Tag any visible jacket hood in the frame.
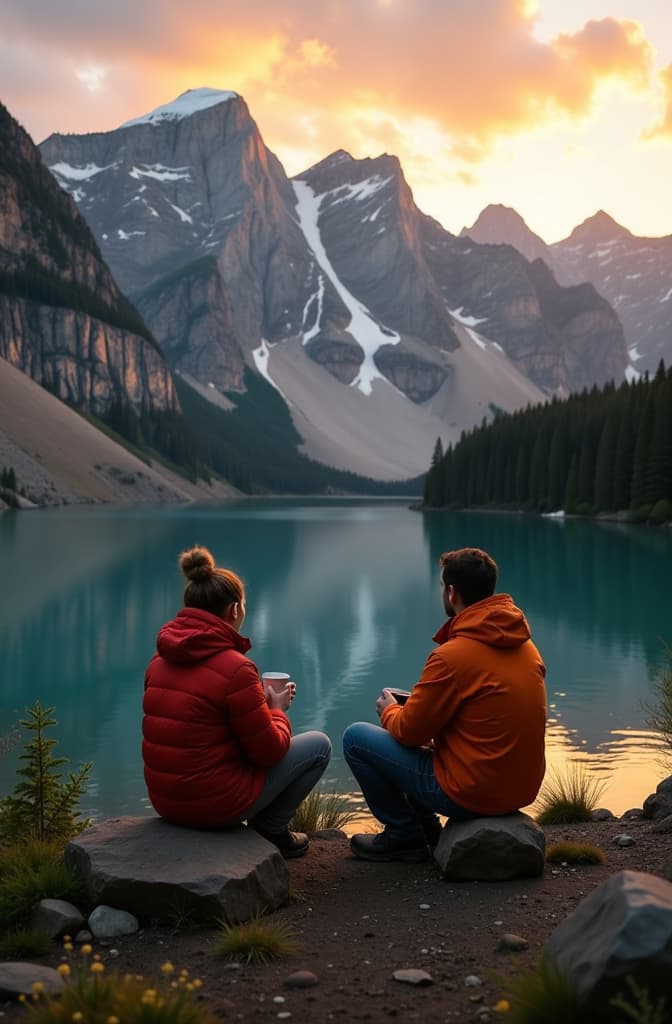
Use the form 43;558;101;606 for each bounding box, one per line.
433;594;531;649
156;607;251;664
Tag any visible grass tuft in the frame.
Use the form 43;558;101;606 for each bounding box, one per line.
0;840;84;928
212;916;298;964
546;841;605;865
497;957;580;1023
534;764;607;826
0;926;52;958
611;976;669;1023
290;790;357;833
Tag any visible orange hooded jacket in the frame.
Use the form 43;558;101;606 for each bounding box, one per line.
381;593;547;815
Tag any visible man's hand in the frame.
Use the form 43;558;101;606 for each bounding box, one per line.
376;688;397;719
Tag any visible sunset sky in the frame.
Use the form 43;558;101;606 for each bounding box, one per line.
1;0;670;242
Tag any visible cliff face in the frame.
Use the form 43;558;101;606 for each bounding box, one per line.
0;101;180;419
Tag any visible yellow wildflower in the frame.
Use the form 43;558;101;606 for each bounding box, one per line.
64;942;74;952
81;944;93;955
170;981;178;989
18;994;26;1004
494;999;511;1013
90;962;105;974
192;978;203;989
161;961;175;974
92;953;102;961
107;1017;120;1024
31;982;44;995
141;989;157;1004
57;964;71;977
72;1013;85;1022
185;982;194;992
179;968;189;977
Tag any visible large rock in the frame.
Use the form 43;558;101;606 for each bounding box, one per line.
643;775;672;821
30;898;85;940
65;816;289;925
434;813;545;881
544;870;672;1019
0;963;64;1000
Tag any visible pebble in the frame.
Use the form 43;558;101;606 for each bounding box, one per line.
464;974;483;987
498;933;529;953
419;904;431;910
393;968;433;986
614;834;636;847
284;971;318;989
273;996;286;1004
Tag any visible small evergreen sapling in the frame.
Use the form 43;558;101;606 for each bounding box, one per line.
0;701;92;843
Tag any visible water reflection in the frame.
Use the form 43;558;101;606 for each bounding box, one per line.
0;501;670;819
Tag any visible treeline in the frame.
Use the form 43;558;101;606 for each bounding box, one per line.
423;362;672;521
176;369;424;495
0;261;159;350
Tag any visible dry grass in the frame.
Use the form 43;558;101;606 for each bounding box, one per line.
534;764;607;826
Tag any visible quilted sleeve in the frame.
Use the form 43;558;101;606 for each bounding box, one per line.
226;661;292;767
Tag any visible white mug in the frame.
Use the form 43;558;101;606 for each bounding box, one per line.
262;671;291;693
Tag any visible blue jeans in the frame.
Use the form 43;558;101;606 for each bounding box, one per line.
343;722;474;839
242;731;332;833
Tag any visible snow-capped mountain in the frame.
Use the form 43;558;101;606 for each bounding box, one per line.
39;89;628;479
463;204;672;374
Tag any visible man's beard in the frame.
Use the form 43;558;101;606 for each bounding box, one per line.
442;592;456;618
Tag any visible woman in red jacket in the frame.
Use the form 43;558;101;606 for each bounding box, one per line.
143;545;331;858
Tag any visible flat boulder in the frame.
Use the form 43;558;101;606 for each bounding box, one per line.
65;816;289;925
434;813;545;881
544;870;672;1019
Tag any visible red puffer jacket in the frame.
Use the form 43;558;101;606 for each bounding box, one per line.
142;607;291;827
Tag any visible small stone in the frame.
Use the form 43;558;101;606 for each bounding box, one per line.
614;834;636;847
88;906;139;939
75;930;93;943
109;949;119;958
419;904;431;910
621;808;643;820
284;971;318;989
393;969;433;986
464;974;483;987
591;808;616;821
0;964;65;1000
498;933;529;953
277;1014;291;1020
273;995;286;1003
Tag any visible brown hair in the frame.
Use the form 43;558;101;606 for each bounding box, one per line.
179;545;244;616
439;547;498;606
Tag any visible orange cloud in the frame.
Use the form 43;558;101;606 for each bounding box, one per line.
644;63;672;139
0;0;658;162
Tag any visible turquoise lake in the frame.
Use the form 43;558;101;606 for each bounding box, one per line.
1;499;670;821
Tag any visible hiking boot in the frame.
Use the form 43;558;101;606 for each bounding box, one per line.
253;826;310;859
418;813;443;851
350;829;429;863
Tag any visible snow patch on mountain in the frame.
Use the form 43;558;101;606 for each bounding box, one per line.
252;338;289;402
292;180;400;395
449;307;488;328
50;161;115;180
120;88;237;128
129;164;191;182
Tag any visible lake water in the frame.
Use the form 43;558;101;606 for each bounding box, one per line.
1;500;670;823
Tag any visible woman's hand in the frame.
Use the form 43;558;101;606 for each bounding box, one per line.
265;680;296;712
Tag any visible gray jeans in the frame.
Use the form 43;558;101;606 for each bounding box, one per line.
242;731;332;833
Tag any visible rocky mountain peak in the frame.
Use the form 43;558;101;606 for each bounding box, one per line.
564;209;632;245
119;87;239;129
461;203;550;264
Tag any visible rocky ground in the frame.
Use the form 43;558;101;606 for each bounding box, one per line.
1;815;670;1024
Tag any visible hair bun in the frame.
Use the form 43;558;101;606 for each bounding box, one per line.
179;545;215;583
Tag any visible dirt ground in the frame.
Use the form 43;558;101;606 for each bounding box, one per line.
2;816;670;1023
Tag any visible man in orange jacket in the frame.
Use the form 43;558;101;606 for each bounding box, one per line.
343;547;547;862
